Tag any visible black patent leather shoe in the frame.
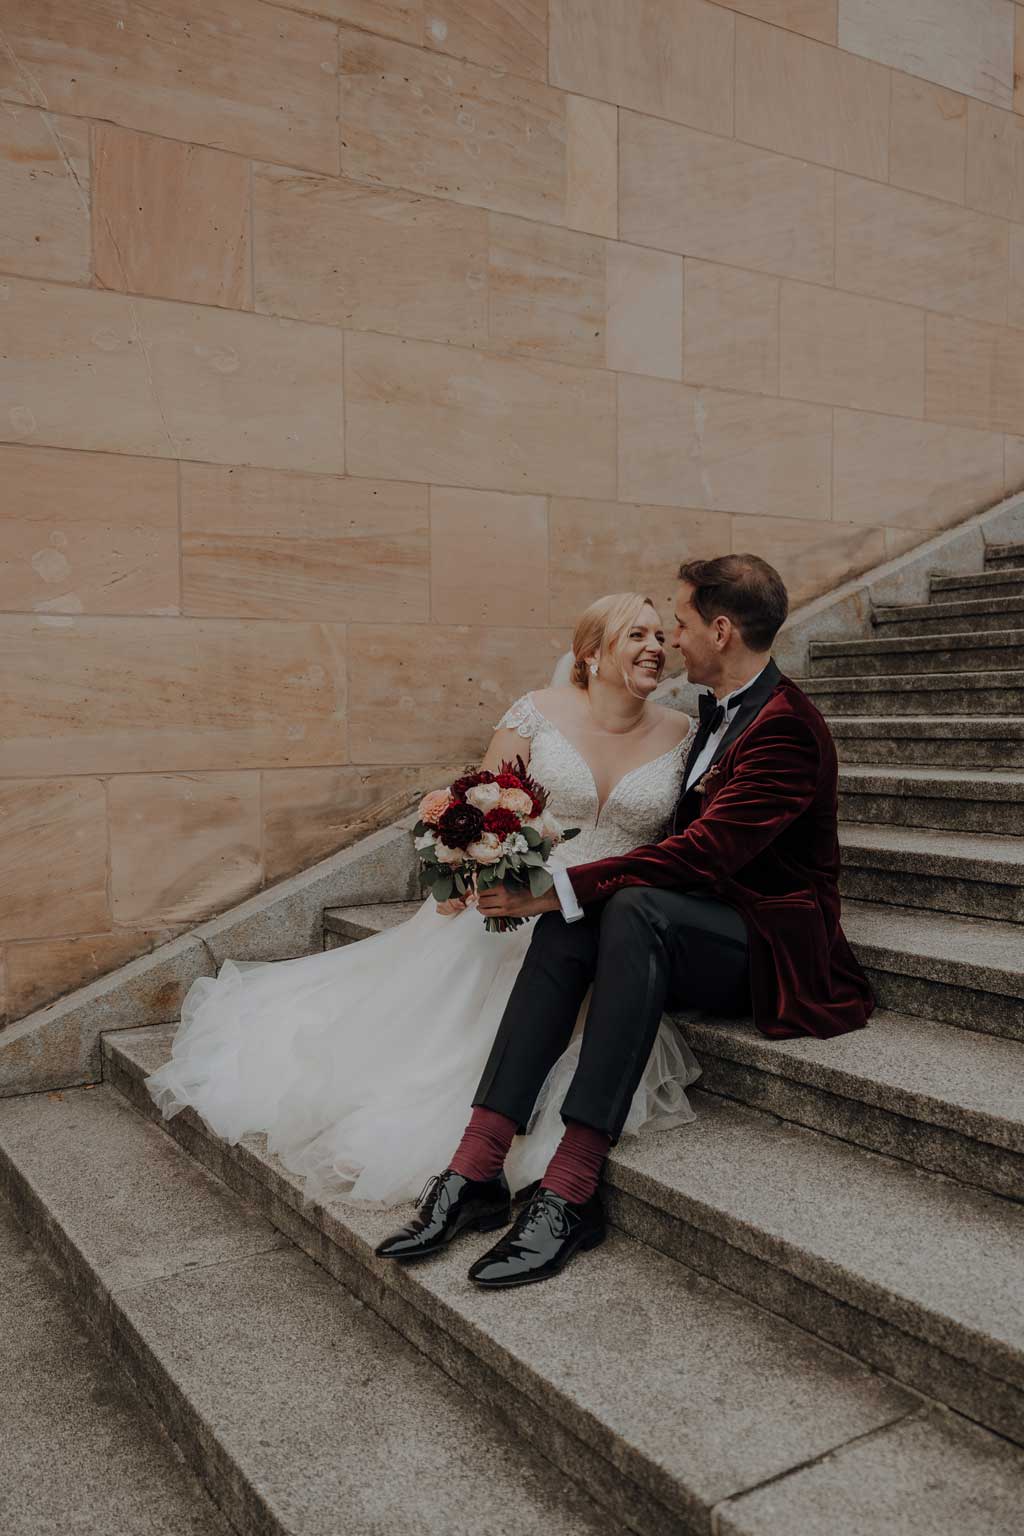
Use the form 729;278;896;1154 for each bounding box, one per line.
374;1168;512;1260
467;1186;606;1288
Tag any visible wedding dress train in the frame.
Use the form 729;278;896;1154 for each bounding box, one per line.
145;693;704;1206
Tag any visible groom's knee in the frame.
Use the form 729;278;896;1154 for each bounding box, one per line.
600;886;660;929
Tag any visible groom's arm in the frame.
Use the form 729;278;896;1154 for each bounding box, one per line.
564;710;821;909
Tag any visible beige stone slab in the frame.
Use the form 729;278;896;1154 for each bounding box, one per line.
339;29;566;225
109;772;262;926
620;111;835;284
606;244;683;381
779;282;925;417
262;763;434;881
181;464;428;622
430;486;548;623
345;330;617;497
93;125;251;308
565;94;618;238
618;375;832;519
550;0;734;136
253;167;487;344
0;616;348;776
548;500;731;625
1006;430;1024;489
838;0;1015;111
1016;3;1024;115
0;278;170;456
967;99;1024;220
347;624;570;761
0;779;108;942
684;260;779;397
322;0;422;42
139;298;346;473
1012;225;1024;330
888;74;968;204
0;446;179;617
0;106;89;284
486;213;605;368
423;2;548;79
832;409;1005;529
926;312;1024;434
0;0;338;172
835;174;1008;324
0;280;346;470
731;512;887;605
735;16;889;178
709;0;836;43
5;928;175;1019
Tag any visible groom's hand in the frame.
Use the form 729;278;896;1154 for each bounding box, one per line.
477;882;561;919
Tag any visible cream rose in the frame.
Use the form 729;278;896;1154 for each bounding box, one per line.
465;832;503;864
434;841;465;865
498;787;534;818
465;782;502;812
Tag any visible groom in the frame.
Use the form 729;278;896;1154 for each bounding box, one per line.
376;554;874;1287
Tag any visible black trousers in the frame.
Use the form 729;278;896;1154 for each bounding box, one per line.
472;887;751;1145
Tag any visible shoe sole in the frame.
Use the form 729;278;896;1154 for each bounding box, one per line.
377;1204;512;1261
468;1225;607;1288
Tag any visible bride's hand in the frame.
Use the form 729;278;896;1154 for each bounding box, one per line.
435;895;469;917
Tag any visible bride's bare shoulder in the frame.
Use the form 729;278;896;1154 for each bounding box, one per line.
531;685;579;718
650;702;695;741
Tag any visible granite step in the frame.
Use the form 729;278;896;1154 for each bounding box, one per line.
842;898;1024;1040
323;892;1024;1048
837;766;1024;837
986;542;1024;569
872;595;1024;637
683;1008;1024;1202
809;630;1024;678
107;1026;1024;1451
0;1191;231;1536
805;669;1024;716
838;822;1024;922
0;1084;618;1536
932;568;1024;601
42;1050;933;1536
829;716;1024;769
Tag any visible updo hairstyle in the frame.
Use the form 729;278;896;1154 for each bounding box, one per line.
570;592;657;695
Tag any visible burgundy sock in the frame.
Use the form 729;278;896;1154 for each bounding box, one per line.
448;1106;518;1183
541;1120;612;1206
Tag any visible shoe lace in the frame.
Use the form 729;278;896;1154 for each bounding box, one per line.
415;1172;444;1212
519;1190;571;1241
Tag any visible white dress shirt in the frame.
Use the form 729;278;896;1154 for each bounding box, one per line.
553;664;771;923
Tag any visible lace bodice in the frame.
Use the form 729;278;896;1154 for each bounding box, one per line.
495;692;697;870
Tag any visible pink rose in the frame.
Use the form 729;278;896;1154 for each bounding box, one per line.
498;787;534;818
466;833;503;864
418;788;453;826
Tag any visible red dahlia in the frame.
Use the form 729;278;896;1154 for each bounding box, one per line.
483;807;522;838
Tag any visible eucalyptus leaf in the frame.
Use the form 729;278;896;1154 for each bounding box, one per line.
528;866;554;897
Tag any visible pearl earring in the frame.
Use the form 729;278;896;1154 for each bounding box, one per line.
589;662;598;677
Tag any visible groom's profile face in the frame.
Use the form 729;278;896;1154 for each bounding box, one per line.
671;582;719;685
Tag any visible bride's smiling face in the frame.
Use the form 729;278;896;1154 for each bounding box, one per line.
615;604;666;695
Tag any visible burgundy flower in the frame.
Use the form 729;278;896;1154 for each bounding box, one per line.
436;801;485;849
451;769;495;800
483;807;522;838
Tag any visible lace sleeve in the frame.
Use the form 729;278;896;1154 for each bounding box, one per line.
494;693;542;740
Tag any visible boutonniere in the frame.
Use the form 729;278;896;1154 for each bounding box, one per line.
694;763;723;797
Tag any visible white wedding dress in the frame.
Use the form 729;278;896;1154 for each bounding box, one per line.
145;693;704;1206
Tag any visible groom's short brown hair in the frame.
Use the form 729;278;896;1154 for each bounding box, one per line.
677;554;789;651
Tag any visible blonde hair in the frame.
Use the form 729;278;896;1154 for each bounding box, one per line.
570;593;659;694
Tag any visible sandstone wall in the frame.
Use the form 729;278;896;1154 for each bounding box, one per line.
3;0;1024;1021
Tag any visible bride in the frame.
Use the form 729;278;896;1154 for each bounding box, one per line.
145;592;703;1206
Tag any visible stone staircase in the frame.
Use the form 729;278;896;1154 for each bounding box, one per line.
3;540;1024;1533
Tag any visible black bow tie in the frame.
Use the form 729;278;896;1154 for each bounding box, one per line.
698;692;725;733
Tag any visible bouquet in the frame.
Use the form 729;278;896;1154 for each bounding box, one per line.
413;756;579;932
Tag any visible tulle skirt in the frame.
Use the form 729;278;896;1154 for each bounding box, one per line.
145;894;702;1206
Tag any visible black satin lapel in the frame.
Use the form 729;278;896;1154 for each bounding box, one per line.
704;658;782;771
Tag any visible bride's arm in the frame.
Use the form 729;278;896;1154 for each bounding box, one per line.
434;726;532;915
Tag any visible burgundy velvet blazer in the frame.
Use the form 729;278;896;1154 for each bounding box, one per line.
566;666;874;1040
